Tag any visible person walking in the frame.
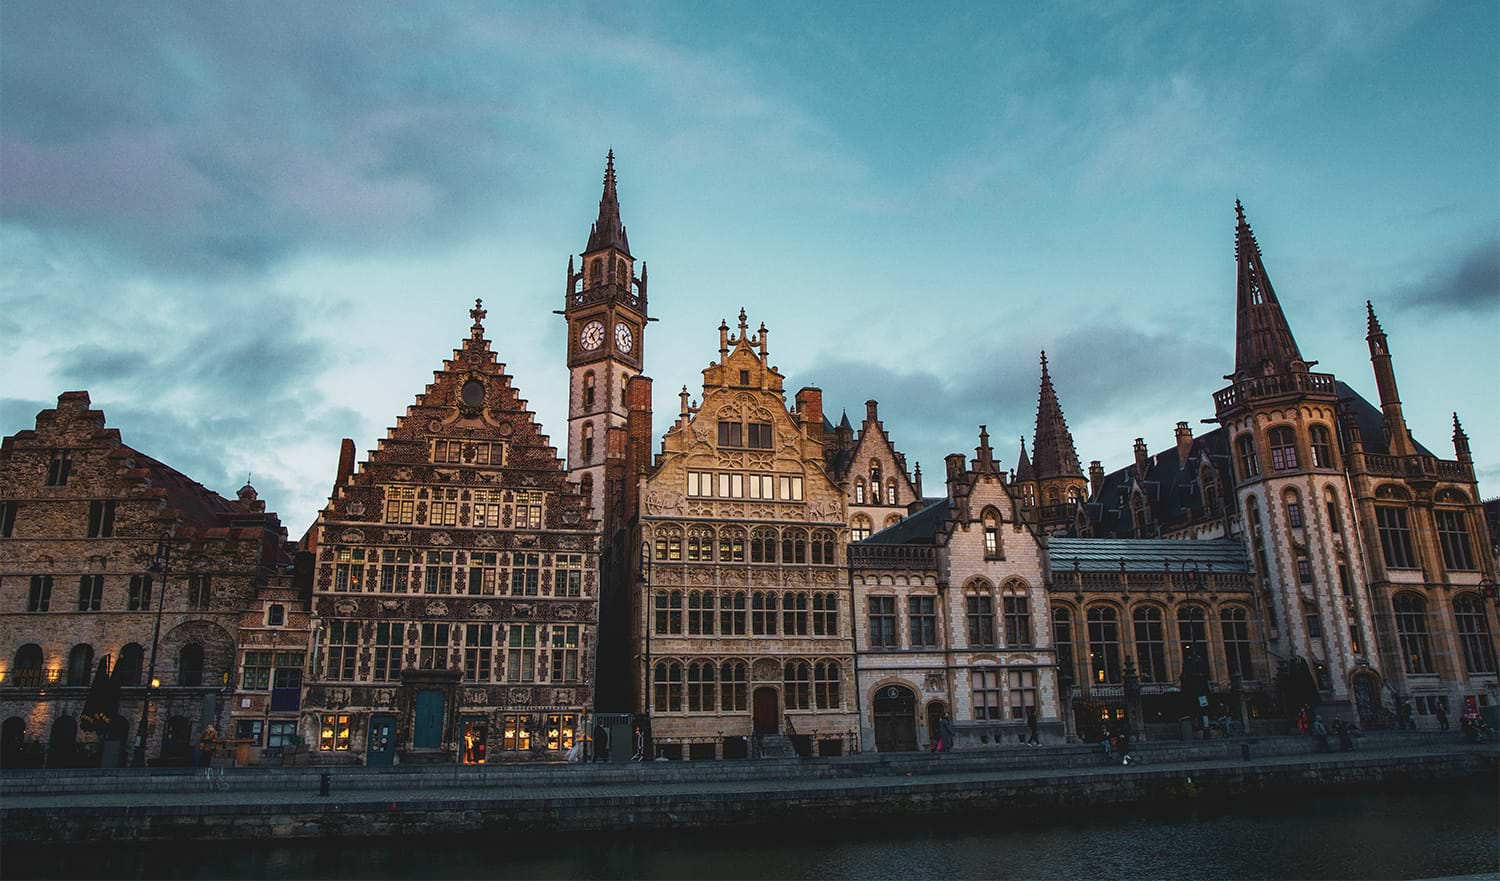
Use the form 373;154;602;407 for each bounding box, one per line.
1435;700;1449;731
1311;716;1329;752
197;725;217;768
1026;707;1040;746
1401;700;1416;731
938;713;957;754
1296;705;1310;735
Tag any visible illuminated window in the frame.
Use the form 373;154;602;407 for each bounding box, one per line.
319;714;351;751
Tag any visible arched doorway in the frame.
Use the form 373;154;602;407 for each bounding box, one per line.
873;685;917;752
47;715;77;768
926;700;947;748
752;687;779;735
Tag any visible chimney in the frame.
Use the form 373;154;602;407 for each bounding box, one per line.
757;323;769;361
335;438;356;488
945;452;967;498
1175;422;1194;464
1089;460;1105;498
796;387;824;444
865;400;879;424
718;319;730;361
1133;438;1149;476
911;463;924;507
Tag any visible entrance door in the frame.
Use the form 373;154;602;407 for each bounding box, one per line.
752;687;779;735
873;685;917;752
367;714;397;767
926;701;946;747
162;716;193;765
414;689;445;749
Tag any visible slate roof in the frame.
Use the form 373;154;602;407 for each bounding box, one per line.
1048;537;1249;572
1336;381;1434;457
861;498;952;546
1078;427;1235;538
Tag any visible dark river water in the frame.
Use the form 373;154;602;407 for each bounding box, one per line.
6;781;1498;880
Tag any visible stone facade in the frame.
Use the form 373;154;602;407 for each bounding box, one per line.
0;392;284;767
227;561;313;762
299;302;600;765
1013;352;1089;535
825;400;919;542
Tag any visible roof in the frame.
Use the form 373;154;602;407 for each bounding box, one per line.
1336;381;1434;457
1078;427;1235;538
861;498;951;546
1047;537;1249;573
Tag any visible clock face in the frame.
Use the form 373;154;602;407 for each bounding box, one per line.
579;320;605;351
615;322;634;354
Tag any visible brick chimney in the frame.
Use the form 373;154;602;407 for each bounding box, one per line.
796;387;824;444
1133;438;1149;476
335;438;356;488
624;376;654;524
1175;421;1194;464
865;400;879;424
1088;460;1104;499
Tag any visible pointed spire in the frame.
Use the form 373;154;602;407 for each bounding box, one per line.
1366;299;1384;337
1015;436;1034;480
838;409;853;431
1031;350;1083;479
1453;412;1471;462
584;150;631;256
1233;200;1304;377
469;297;487;341
975;425;998;473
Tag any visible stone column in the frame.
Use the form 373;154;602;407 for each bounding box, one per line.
1123;656;1144;742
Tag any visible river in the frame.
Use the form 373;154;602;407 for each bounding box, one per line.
6;780;1497;880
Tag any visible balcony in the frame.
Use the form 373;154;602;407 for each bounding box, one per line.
849;544;938;571
1364;453;1471;483
1214;371;1337;412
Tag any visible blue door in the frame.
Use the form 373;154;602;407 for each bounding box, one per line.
414;690;445;749
367;715;396;767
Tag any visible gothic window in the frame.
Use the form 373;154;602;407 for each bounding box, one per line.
971;668;1003;720
11;644;43;688
578;473;594;507
655;590;683;635
654;526;683;562
1002;582;1031;645
372;623;405;682
687;591;715;635
884;513;901;528
1435;509;1476;571
187;575;212;610
1067;487;1081;506
1021;483;1036;510
86;501;115;538
717;421;743;447
115;643;144;686
653;661;683;712
28;575;52;612
719;527;746;563
750;527;777;563
505;624;538;682
581;423;594;462
888;479;898;505
719;660;749;711
870;464;883;503
687;660;716;712
1087;606;1122;685
720;591;747;635
1132;606;1167;682
810;529;836;565
1324;486;1341;534
1053;607;1076;692
752;591;779;636
1008;669;1037;720
1220;607;1254;680
783;660;811;710
1310;425;1336;469
1375;500;1417;569
982;509;1002;558
588;258;602;285
1393;592;1433;674
177;642;204;686
1297;557;1313;584
46;449;72;486
814;661;842;710
966;583;995;647
582;372;596;410
464;623;493;682
1268;426;1298;472
1236;434;1259;480
1454;594;1496;675
66;644;94;686
812;591;839;636
867;595;897;647
1177;605;1210;679
782;591;810;636
76;575;102;612
781;528;807;564
850;514;872;543
1284;488;1303;528
854;480;866;504
686;527;714;562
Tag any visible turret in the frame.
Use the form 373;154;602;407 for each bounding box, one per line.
1175;421;1194;464
1365;301;1415;457
1088;460;1105;499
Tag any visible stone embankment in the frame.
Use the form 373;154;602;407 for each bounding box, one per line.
2;733;1493;843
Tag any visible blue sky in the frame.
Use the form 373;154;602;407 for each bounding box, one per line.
2;1;1496;533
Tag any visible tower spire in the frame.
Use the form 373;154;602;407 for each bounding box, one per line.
1233;200;1304;378
1031;350;1083;479
1366;300;1415;456
585;149;631;256
1015;436;1034;480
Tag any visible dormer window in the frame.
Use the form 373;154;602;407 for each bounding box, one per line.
267;603;286;627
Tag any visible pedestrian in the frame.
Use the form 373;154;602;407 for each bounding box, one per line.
1311;716;1329;752
1114;730;1133;765
1026;707;1040;746
1333;720;1354;752
1099;724;1113;762
631;725;645;761
1296;705;1310;735
197;725;217;768
1435;700;1449;731
938;713;957;754
1401;700;1416;731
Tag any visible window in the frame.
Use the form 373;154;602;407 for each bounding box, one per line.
1003;587;1031;645
1268;426;1298;472
86;500;116;538
464;624;493;682
750;527;777;563
1435;509;1475;571
373;623;405;681
688;591;715;635
12;644;44;688
815;661;842;709
1454;595;1496;675
782;592;809;636
267;603;286;626
242;651;273;690
582;372;596;409
510;552;540;596
747;422;773;449
811;530;836;565
76;575;102;612
1221;607;1254;680
1285;494;1303;528
46;450;72;486
513;492;544;529
781;528;807;564
1177;606;1209;679
908;596;937;647
1393;593;1433;674
326;621;358;680
719;660;748;711
752;591;779;636
655;590;683;635
870;475;883;504
1132;606;1167;682
687;661;716;711
966;591;995;647
1324;487;1342;533
384;486;416;524
66;644;94;686
1376;505;1417;569
717;421;743;447
1053;607;1075;692
868;596;897;647
747;474;774;499
972;669;1004;720
550;626;581;683
889;479;899;505
738;370;750;385
1087;607;1122;684
717;473;744;498
177;643;204;686
1236;434;1259;479
720;591;747;635
1310;425;1336;468
655;527;683;562
779;475;803;501
983;511;1001;558
187;575;211;610
272;653;303;694
236;719;265;746
554;553;584;597
854;480;866;504
813;592;839;636
850;514;872;543
471;490;503;529
335;547;367;592
686;527;714;562
116;643;143;686
783;660;811;710
1008;669;1037;720
1305;613;1323;639
28;575;52;612
0;500;17;537
267;720;297;752
654;661;683;712
418;622;449;670
319;714;352;751
505;625;538;682
501;713;534;752
687;471;713;497
580;423;594;461
379;549;413;593
1297;558;1313;584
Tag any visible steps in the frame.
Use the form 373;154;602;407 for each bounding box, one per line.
754;735;798;759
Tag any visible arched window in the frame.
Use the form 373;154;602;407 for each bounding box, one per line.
1393;592;1433;674
177;643;204;687
750;527;778;563
719;660;748;711
966;581;995;646
1283;488;1303;529
1268;426;1298;472
887;479;898;505
1087;607;1122;684
720;591;747;635
115;643;144;686
1021;483;1036;510
1002;581;1031;645
1375;486;1416;569
854;480;866;505
655;590;683;635
870;469;883;504
580;423;595;462
883;513;901;528
686;527;715;562
1220;606;1254;680
850;515;872;543
718;527;746;563
782;592;809;636
781;528;807;564
812;591;839;635
588;258;603;285
615;258;628;283
653;661;683;712
654;526;682;563
1052;607;1075;692
188;576;212;611
582;372;596;410
1323;486;1341;534
814;660;841;709
810;529;836;565
1177;606;1210;679
1131;607;1167;682
1309;425;1336;469
1067;487;1082;506
12;644;43;688
66;644;94;686
982;509;1002;558
687;660;716;712
783;660;811;710
1453;594;1496;675
687;591;715;635
752;591;779;635
1236;434;1259;480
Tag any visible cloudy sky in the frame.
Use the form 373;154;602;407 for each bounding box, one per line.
2;1;1497;534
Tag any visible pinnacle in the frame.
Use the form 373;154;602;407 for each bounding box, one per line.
1366;300;1384;336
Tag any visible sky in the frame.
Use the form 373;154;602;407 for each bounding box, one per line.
2;1;1497;535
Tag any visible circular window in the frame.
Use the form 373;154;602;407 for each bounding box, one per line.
461;380;484;407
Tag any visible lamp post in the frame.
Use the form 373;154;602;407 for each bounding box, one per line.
641;540;653;715
131;532;173;768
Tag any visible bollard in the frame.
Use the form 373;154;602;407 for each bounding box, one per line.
319;772;331;797
1240;743;1251;762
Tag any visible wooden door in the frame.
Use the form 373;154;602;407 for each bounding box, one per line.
752;687;779;735
414;689;445;749
873;685;917;752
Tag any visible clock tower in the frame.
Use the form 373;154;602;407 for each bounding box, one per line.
565;151;647;524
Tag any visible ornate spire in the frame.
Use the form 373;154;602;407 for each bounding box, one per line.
1366;299;1384;337
469;297;487;341
1233;199;1304;377
975;425;998;473
585;149;631;256
1015;436;1034;480
1031;350;1083;479
1453;412;1471;461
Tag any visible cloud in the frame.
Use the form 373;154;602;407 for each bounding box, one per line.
1392;239;1500;313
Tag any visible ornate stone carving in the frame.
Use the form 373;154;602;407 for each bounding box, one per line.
923;673;945;692
752;658;780;681
464;688;487;704
340;529;365;543
430;532;452;546
425;601;449;616
379;600;401;613
471;602;493;618
644;488;685;515
374;689;396;706
347;501;367;517
508;687;532;704
556;604;577;620
334;599;358;615
475;532;496;548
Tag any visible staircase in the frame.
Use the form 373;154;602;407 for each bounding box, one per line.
754;735;798;759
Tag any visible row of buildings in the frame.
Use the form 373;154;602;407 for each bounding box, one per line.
2;156;1496;767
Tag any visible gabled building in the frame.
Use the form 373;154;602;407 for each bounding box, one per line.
823;400;919;542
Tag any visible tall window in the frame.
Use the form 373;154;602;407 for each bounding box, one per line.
779;475;804;501
655;590;683;635
551;553;584;597
241;651;273;690
1284;489;1303;528
655;526;683;562
747;474;774;500
12;644;44;687
1453;594;1496;675
463;623;493;682
550;625;581;683
720;591;747;635
1177;605;1210;678
177;643;204;686
1002;585;1031;645
888;479;899;505
581;423;594;461
510;552;540;596
972;669;1004;720
812;591;838;636
27;575;52;612
1324;487;1342;533
419;622;450;670
719;528;746;563
319;714;352;752
1268;426;1298;472
1393;592;1433;674
854;480;866;504
983;510;1001;558
870;465;883;503
750;528;777;563
128;575;153;611
325;620;358;680
1376;505;1417;569
687;661;716;712
815;661;842;709
187;575;212;610
850;514;872;543
686;471;712;497
1435;509;1475;571
384;486;416;524
782;592;809;636
1309;425;1336;468
373;623;405;681
1087;607;1122;684
582;372;595;409
784;661;811;710
505;624;538;682
1221;607;1254;680
908;596;937;647
654;661;683;712
716;421;743;447
67;644;94;686
1236;434;1259;480
86;500;116;538
0;500;16;537
687;591;715;635
781;529;807;564
76;575;103;612
1053;607;1075;692
1008;669;1037;720
336;548;368;592
966;590;995;647
747;422;773;449
810;529;835;565
686;527;714;562
1132;606;1167;682
720;660;748;711
868;596;897;647
46;450;72;486
752;591;779;636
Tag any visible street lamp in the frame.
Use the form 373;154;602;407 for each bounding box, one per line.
132;532;173;768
